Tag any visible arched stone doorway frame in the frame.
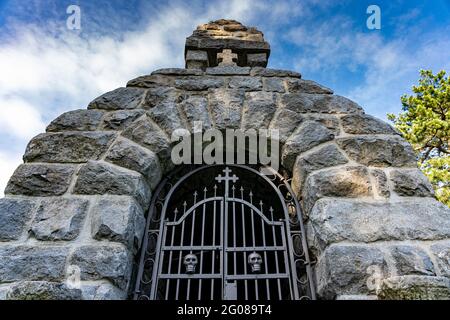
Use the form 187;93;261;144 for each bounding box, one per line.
1;67;449;300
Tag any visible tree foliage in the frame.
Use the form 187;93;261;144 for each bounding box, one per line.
388;70;450;206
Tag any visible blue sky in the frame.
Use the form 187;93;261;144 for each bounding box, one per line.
0;0;449;195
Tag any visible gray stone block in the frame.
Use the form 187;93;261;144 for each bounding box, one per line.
206;66;250;75
250;67;301;78
281;121;335;170
390;169;434;197
5;164;75;196
73;161;150;210
287;79;333;94
341;114;398;135
91;197;145;251
127;75;174;88
371;169;390;197
101;110;144;130
30;198;89;241
388;245;435;276
228;76;262;91
178;94;212;130
24;132;116;163
151;68;204;76
105;138;162;189
307;198;450;252
316;243;388;299
6;281;82;300
47;109;105;132
0;246;68;282
88;87;145;110
80;282;127;300
429;241;450;277
336;136;417;167
0;198;36;241
241;91;277;130
292;144;348;194
377;276;450;300
303;166;372;214
175;77;224;91
269;108;304;142
247;53;267;67
263;77;285;92
144;86;178;109
70;245;132;290
209;88;244;130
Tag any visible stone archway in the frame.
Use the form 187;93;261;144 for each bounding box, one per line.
1;19;450;300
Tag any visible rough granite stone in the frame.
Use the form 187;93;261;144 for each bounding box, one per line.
387;245;435;276
70;245;132;290
208;88;244;129
0;246;68;282
228;76;262;91
307;198;450;253
47;109;105;132
121;116;171;171
144;86;178;109
0;198;36;241
206;66;250;75
336;136;417;167
291;144;348;195
241;91;277;130
88;87;145;110
126;74;174;88
101;110;144;130
341;114;398;135
370;169;390;197
105;138;162;189
316;244;388;299
377;276;450;300
91;197;146;251
5;164;75;197
286;79;333;94
250;67;301;78
282;93;363;114
147;100;187;136
390;169;434;197
263;77;285;93
24;132;116;163
30;198;89;241
178;93;213;130
281;121;335;170
269;108;304;142
152;68;203;76
429;241;450;277
73;161;150;210
80;282;127;300
175;77;224;91
6;281;82;300
303;166;372;214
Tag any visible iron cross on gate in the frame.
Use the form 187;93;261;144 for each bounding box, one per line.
215;167;238;199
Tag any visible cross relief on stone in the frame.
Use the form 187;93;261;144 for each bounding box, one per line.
217;49;238;66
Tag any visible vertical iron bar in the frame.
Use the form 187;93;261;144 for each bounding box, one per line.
260;202;270;300
270;208;282;300
165;208;178;300
211;185;217;300
198;188;207;300
175;202;187;300
249;191;258;300
186;191;198;300
240;187;248;300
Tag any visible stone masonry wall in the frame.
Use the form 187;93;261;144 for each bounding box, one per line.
1;65;450;300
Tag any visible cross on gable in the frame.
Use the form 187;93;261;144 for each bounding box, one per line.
215;167;239;184
217;49;238;66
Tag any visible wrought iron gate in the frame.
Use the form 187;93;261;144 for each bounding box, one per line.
134;165;315;300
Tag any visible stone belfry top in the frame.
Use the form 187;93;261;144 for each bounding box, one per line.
185;19;270;69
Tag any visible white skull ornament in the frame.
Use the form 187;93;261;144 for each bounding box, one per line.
248;252;263;273
184;254;198;274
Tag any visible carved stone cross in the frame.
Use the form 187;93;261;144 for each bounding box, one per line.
217;49;238;66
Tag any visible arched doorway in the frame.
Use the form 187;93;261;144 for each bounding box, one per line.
133;165;315;300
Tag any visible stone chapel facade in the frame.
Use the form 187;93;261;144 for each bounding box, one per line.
0;19;450;300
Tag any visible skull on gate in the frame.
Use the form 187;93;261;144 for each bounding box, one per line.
248;252;263;273
183;254;198;274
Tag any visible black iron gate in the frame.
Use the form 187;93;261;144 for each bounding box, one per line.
134;165;315;300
